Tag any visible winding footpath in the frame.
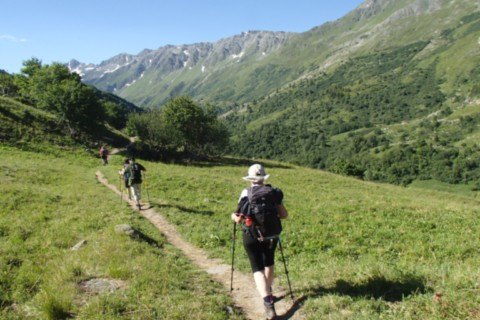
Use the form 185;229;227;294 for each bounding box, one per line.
96;171;304;320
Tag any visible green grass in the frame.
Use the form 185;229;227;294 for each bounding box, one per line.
3;144;480;319
0;96;61;144
454;129;480;147
100;154;480;319
409;179;480;198
0;145;241;319
447;102;480;120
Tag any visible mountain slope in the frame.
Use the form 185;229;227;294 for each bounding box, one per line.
71;0;479;109
69;31;295;108
225;7;480;185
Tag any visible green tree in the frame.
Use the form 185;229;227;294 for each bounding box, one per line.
0;71;17;97
127;96;229;159
14;59;104;135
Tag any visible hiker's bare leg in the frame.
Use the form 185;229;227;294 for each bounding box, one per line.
130;184;141;205
265;265;274;293
253;270;270;297
255;268;277;319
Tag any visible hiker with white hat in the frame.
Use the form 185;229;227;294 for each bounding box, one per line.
231;164;288;320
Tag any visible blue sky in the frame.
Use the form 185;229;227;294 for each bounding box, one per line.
1;0;364;74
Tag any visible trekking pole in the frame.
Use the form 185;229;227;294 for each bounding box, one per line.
230;222;237;292
278;236;294;299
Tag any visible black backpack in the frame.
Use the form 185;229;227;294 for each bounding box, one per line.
245;185;282;238
131;163;142;184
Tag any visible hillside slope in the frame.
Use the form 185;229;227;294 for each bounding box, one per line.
72;0;479;109
226;8;480;185
99;152;480;319
0;96;129;148
2;142;480;318
69;31;295;108
0;62;139;148
0;146;239;319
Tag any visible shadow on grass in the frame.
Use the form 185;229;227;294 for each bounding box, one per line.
132;229;164;249
154;202;214;216
300;275;428;302
179;157;293;169
324;275;428;302
115;151;294;170
275;275;428;319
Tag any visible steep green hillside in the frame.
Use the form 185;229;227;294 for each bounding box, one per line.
100;152;480;319
227;11;480;185
0;61;138;148
0;146;240;319
0;96;60;144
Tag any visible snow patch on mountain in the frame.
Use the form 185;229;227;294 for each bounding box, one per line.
124;72;145;88
232;52;244;59
70;67;84;77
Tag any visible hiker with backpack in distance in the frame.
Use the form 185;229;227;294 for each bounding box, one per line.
118;158;132;200
126;158;146;210
99;145;109;165
231;164;288;320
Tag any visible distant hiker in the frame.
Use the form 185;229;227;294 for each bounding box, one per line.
118;158;132;200
126;158;146;210
231;164;288;320
99;145;109;165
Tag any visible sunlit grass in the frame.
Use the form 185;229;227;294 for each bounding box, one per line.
0;145;241;319
102;152;480;319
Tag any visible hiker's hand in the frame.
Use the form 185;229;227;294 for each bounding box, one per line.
231;213;243;224
277;204;288;219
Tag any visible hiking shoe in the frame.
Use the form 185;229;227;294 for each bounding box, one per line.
263;302;276;320
137;204;142;210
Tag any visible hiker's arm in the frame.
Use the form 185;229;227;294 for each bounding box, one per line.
231;213;243;224
277;204;288;219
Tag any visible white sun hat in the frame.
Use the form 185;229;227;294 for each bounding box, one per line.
243;164;270;182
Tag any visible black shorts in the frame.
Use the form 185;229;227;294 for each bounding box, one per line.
242;232;278;273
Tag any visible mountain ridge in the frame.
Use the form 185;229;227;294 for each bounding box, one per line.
70;0;479;109
69;30;295;107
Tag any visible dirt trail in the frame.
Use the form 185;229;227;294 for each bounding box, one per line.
96;171;304;320
109;137;136;155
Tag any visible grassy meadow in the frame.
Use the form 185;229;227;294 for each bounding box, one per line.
100;153;480;319
2;144;480;319
0;145;241;319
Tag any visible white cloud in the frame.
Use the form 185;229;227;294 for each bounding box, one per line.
0;34;27;43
